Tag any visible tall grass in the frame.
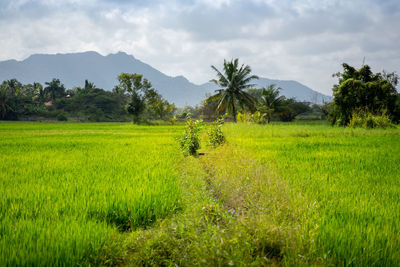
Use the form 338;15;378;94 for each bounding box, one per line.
224;122;400;265
0;122;182;265
2;121;399;265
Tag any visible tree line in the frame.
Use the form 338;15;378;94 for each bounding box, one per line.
2;59;397;125
191;59;327;123
0;73;176;122
198;59;399;126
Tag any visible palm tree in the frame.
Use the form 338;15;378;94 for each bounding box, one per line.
209;59;258;122
0;84;14;119
44;79;66;101
258;84;286;123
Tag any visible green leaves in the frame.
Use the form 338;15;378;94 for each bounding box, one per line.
207;116;226;148
209;59;258;121
179;117;204;156
330;63;399;126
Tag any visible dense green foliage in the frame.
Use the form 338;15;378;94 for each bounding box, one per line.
0;74;175;122
64;81;127;121
207;116;226;147
178;118;203;156
248;84;285;123
208;59;258;122
247;85;312;123
116;73;149;123
44;79;66;101
349;109;393;128
330;63;400;125
0;123;182;265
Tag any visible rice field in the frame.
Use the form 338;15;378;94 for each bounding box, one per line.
224;122;400;265
1;121;400;265
0;122;182;265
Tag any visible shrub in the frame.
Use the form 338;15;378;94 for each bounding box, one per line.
169;116;177;125
56;113;68;121
251;111;266;124
179;117;203;156
208;117;226;148
236;112;250;123
237;112;266;124
349;109;392;129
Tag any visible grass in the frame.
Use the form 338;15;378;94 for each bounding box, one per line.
0;122;182;265
1;121;399;265
224;122;400;265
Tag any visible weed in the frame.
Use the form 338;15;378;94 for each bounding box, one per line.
349;109;392;128
207;116;226;148
178;117;203;156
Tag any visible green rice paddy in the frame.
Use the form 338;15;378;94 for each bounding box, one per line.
1;121;399;265
224;122;400;265
0;123;182;265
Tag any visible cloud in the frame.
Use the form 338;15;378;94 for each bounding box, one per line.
0;0;399;95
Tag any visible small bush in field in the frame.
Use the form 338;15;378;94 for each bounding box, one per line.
349;109;392;129
169;116;177;125
56;113;68;121
236;112;266;124
208;116;226;148
236;112;251;123
251;111;266;124
179;117;203;156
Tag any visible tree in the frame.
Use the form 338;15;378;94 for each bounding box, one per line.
0;79;25;120
177;105;200;119
330;63;399;125
252;84;286;123
63;81;128;122
144;88;176;119
126;92;146;123
0;82;15;119
209;59;258;122
32;82;45;103
84;80;96;91
279;98;311;122
44;79;66;101
116;73;151;123
199;94;219;121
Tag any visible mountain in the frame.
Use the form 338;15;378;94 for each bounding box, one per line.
0;51;331;106
253;78;332;104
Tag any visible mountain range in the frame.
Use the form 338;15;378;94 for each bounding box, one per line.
0;51;331;106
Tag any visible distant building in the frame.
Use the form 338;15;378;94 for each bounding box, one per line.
44;101;53;106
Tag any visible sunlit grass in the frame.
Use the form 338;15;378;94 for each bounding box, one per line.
1;121;399;265
0;122;183;265
224;122;400;265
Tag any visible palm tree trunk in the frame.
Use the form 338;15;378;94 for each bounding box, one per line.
232;102;237;122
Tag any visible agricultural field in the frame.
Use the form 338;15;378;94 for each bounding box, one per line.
223;122;400;265
0;122;183;265
1;121;400;266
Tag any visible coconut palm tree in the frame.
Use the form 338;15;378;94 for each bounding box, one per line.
44;79;66;101
0;84;14;119
258;84;286;123
209;59;258;122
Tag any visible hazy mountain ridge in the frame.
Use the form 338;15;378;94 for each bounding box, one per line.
0;51;331;106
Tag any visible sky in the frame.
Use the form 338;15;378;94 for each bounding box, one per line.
0;0;399;95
